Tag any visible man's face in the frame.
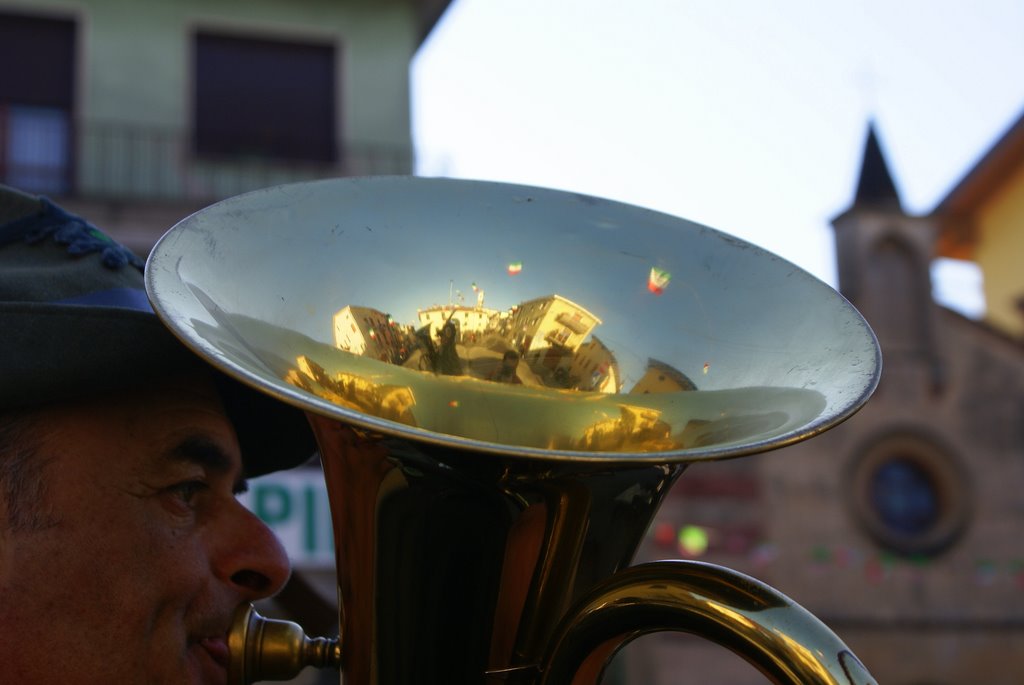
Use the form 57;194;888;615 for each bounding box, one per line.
0;373;291;684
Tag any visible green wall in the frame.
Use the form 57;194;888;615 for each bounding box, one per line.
12;0;417;146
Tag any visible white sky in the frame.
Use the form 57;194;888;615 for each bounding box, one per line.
411;0;1024;317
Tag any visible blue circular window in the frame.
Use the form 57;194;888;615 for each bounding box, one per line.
869;458;939;536
850;434;970;556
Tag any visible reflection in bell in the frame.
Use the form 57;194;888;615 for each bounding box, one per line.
277;331;827;454
147;177;881;684
285;356;417;426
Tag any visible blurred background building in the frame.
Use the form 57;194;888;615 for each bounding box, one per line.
630;116;1024;684
4;1;1023;684
0;0;449;252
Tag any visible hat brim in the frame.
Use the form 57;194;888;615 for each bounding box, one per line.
0;302;316;477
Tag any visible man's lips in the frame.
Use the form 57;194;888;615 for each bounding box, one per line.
199;637;229;668
187;635;230;685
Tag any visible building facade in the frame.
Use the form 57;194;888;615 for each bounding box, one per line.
0;0;449;253
626;118;1024;684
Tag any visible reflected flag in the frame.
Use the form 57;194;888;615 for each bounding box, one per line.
648;267;671;294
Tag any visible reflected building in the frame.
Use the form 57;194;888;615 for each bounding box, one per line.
332;305;401;362
569;336;621;393
507;294;601;354
418;303;498;342
630;358;698;394
506;294;601;382
572;404;672;452
286;355;416;427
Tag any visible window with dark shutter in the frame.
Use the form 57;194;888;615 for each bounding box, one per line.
193;31;336;163
0;11;75;193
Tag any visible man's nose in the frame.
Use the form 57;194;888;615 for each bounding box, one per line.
216;503;292;599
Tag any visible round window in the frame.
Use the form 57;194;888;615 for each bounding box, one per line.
869;458;940;535
849;433;971;556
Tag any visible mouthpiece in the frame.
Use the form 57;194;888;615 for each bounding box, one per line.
228;604;341;684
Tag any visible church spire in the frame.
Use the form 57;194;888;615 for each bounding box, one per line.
854;123;902;209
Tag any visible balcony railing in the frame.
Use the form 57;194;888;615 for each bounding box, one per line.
1;115;414;203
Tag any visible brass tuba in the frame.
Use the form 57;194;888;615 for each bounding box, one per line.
146;177;881;684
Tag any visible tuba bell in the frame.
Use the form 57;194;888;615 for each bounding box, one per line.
146;177;881;684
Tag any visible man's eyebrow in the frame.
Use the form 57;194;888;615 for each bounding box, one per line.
167;435;248;494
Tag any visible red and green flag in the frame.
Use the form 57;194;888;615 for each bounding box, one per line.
648;267;671;294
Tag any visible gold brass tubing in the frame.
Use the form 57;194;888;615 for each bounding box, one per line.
308;413;395;685
513;482;592;662
539;560;877;685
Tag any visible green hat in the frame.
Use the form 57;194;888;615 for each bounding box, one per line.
0;185;315;477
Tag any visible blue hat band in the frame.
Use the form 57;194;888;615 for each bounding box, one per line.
54;287;154;312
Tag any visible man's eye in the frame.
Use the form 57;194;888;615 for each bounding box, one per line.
168;480;209;507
